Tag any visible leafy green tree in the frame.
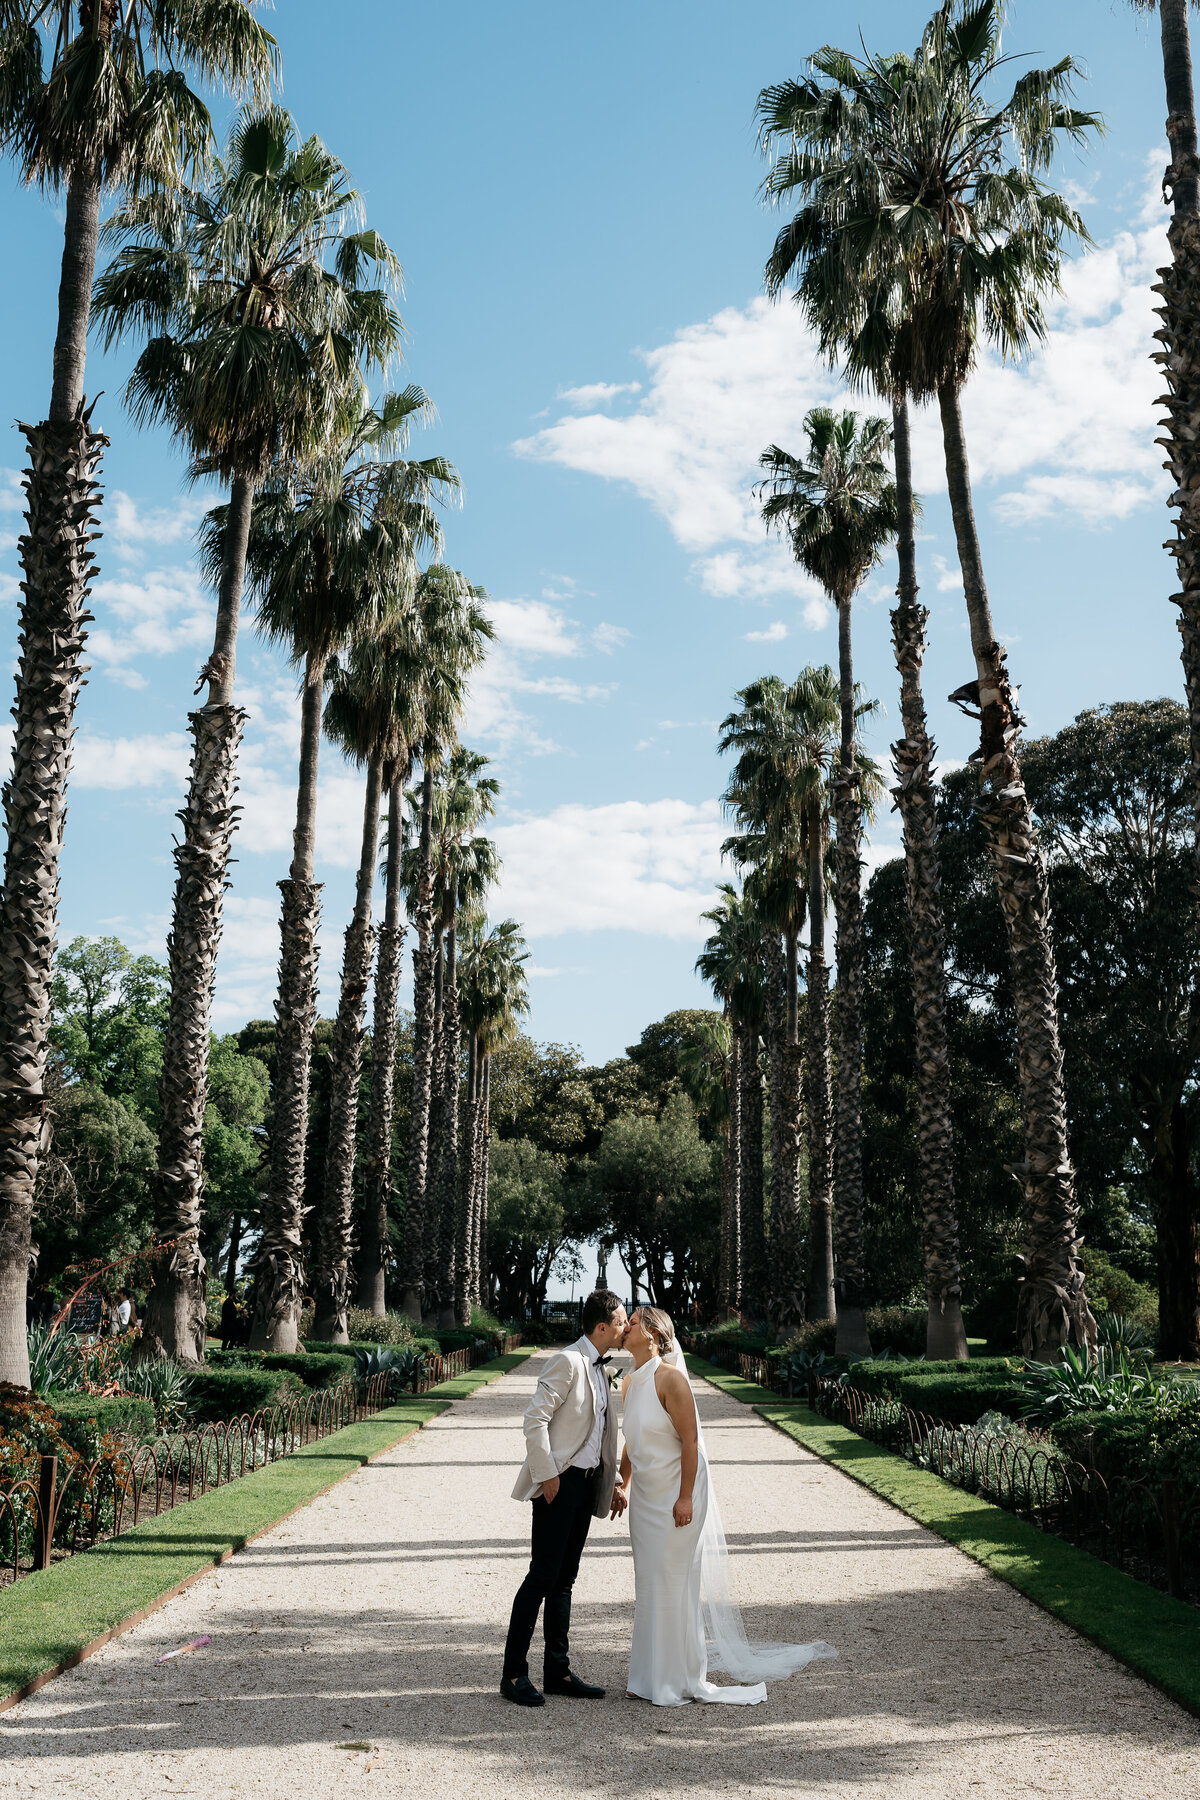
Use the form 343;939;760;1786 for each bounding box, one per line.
94;106;403;1363
588;1093;719;1318
487;1138;575;1321
199;1034;269;1292
34;1085;157;1307
50;937;167;1106
459;918;530;1317
0;0;275;1387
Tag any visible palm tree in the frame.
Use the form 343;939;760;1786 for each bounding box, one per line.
677;1011;739;1314
757;5;1101;1360
325;618;428;1318
459;916;529;1317
420;754;499;1327
697;884;766;1320
396;568;492;1322
757;411;898;1357
92;108;402;1362
0;0;275;1386
1131;2;1200;910
229;389;452;1351
758;58;967;1359
718;685;811;1329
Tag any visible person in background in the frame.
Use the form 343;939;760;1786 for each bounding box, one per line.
117;1288;136;1334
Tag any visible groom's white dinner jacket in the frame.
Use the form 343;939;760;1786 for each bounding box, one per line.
511;1338;620;1517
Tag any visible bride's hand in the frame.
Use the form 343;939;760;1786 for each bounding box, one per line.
610;1480;630;1520
673;1495;693;1528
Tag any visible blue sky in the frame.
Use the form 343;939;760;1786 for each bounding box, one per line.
0;0;1185;1068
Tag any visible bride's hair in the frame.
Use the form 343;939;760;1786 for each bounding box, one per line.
637;1305;676;1358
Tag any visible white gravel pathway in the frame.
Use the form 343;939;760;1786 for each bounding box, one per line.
1;1350;1198;1798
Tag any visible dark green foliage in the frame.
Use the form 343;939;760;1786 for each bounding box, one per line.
47;1391;156;1453
845;1359;1026;1423
185;1367;304;1421
304;1334;440;1359
206;1349;354;1390
848;1356;1020;1396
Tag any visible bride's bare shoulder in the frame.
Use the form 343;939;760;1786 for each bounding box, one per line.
654;1360;689;1400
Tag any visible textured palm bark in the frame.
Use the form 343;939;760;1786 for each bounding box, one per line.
738;1017;768;1321
143;472;255;1364
422;929;445;1325
720;1018;742;1314
833;594;871;1359
0;407;105;1386
939;382;1094;1360
357;772;406;1317
765;936;805;1333
250;877;321;1352
400;763;436;1321
806;827;836;1324
477;1057;491;1309
145;701;248;1363
458;1031;480;1323
764;932;785;1313
438;914;462;1328
315;762;382;1341
890;399;966;1361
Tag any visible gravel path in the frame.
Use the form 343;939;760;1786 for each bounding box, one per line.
2;1351;1198;1798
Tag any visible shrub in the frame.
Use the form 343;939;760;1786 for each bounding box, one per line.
208;1349;354;1390
1081;1248;1158;1330
847;1356;1020;1398
26;1324;75;1396
117;1358;192;1432
0;1383;74;1470
1019;1344;1166;1425
185;1367;304;1422
345;1308;419;1348
48;1392;156;1456
864;1307;929;1357
513;1319;556;1346
304;1334;440;1359
844;1361;1026;1423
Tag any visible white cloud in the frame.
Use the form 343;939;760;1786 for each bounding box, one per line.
488;597;582;658
557;381;642;409
463;594;622;756
517;178;1168;600
744;620;788;643
108;491;207;561
929;553;964;593
71;732;191;791
492;798;724;938
88;566;214;681
0;470;23;513
592;621;630;653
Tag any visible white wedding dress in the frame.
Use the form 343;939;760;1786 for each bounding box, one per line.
623;1351;837;1707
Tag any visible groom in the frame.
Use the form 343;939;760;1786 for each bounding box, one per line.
501;1290;629;1707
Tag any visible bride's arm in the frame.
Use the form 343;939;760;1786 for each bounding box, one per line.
658;1367;698;1528
611;1439;632;1519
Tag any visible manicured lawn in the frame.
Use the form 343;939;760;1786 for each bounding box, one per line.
0;1348;535;1708
689;1355;1200;1719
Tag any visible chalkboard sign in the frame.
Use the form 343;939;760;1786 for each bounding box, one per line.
68;1294;103;1333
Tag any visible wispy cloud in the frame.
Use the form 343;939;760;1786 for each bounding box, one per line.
744;620;788;643
557;381;642;410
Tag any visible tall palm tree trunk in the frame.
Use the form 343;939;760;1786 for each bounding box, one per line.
764;930;786;1319
438;908;462;1329
806;817;835;1323
938;381;1094;1360
357;768;406;1316
833;594;871;1359
1150;0;1200;1359
890;398;966;1361
477;1055;491;1311
144;471;255;1365
738;1016;767;1320
720;1011;741;1315
0;173;105;1387
459;1031;479;1321
422;928;446;1324
400;762;436;1322
315;758;383;1341
251;646;327;1353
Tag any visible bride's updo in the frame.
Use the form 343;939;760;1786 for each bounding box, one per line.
637;1305;676;1358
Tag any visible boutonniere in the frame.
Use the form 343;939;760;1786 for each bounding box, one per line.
607;1367;623;1391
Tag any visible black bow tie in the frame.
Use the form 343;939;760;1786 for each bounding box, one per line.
595;1354;612;1367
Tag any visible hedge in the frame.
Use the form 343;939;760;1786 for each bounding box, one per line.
207;1349;355;1390
858;1363;1027;1423
185;1367;304;1421
847;1356;1020;1397
46;1392;156;1451
303;1335;441;1360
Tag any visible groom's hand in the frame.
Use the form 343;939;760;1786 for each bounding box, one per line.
541;1475;560;1504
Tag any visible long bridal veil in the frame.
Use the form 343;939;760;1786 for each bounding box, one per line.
662;1345;838;1683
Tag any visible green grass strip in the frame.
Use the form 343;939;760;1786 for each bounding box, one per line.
688;1355;1200;1717
0;1347;535;1706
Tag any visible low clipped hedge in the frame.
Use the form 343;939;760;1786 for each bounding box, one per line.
303;1334;441;1360
47;1392;156;1452
846;1357;1027;1424
207;1349;355;1390
1051;1390;1200;1484
185;1367;304;1422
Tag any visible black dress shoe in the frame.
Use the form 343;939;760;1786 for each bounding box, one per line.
543;1671;606;1698
501;1674;545;1707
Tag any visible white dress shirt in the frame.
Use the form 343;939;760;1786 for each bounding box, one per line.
569;1335;609;1471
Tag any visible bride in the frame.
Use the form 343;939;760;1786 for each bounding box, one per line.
612;1305;836;1707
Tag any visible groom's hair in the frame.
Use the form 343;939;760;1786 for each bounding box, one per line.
582;1289;624;1335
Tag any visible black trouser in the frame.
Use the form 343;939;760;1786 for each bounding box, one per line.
503;1465;597;1682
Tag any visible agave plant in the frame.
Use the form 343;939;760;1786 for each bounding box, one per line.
119;1356;192;1433
1019;1344;1168;1424
1094;1312;1156;1367
26;1323;74;1396
352;1343;426;1396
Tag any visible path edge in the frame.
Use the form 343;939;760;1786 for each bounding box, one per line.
0;1347;536;1716
687;1354;1200;1721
